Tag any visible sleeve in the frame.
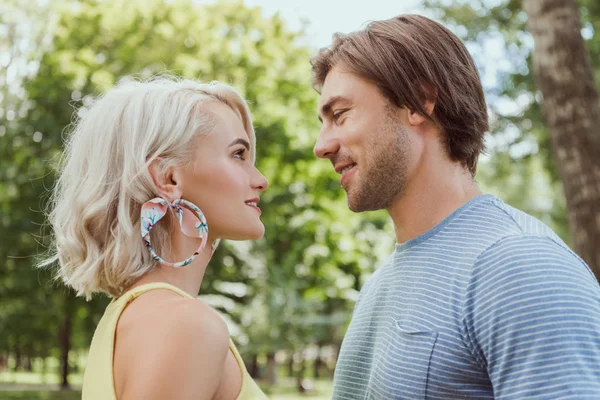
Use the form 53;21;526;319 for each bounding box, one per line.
463;235;600;399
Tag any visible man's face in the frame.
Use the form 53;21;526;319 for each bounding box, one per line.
314;65;414;212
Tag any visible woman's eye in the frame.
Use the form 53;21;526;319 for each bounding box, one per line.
233;149;246;160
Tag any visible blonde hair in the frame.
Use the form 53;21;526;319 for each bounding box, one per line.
40;75;255;299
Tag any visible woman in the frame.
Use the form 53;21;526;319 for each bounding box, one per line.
42;75;269;399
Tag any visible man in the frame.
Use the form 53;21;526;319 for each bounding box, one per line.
311;14;600;399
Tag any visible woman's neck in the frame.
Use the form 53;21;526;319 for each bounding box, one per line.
130;237;214;297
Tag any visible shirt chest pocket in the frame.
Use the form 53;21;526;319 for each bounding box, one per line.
369;322;438;400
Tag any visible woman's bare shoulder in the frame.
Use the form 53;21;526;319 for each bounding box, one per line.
114;290;230;399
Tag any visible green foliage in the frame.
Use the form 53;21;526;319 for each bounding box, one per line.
0;0;395;385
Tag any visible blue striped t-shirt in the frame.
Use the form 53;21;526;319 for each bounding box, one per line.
333;194;600;399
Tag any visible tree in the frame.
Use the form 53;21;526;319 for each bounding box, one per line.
0;0;92;389
2;0;394;389
523;0;600;279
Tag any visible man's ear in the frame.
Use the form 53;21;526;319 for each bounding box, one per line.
148;158;183;201
407;86;436;127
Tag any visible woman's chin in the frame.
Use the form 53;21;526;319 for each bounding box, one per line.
220;225;265;241
245;226;265;240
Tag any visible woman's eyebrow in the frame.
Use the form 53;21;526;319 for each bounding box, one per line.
228;138;250;150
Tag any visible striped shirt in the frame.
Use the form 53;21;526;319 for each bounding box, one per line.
332;194;600;399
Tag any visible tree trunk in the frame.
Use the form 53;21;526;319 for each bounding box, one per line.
59;294;75;390
266;352;277;386
249;354;260;379
24;344;33;372
296;354;306;392
314;347;322;379
40;345;49;384
288;352;294;377
41;356;47;384
14;339;21;371
24;356;32;372
523;0;600;279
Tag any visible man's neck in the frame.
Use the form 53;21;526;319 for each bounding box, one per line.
387;163;482;244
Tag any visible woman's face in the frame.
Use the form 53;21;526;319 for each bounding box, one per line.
178;102;268;241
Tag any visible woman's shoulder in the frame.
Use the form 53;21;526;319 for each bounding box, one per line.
114;289;230;398
119;288;229;348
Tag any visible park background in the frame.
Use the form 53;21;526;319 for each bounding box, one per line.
1;0;599;398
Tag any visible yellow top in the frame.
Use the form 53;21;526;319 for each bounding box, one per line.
82;282;268;400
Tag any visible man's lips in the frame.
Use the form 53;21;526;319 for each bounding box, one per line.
334;162;357;174
339;164;357;187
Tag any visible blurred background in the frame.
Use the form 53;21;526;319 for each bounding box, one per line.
0;0;598;398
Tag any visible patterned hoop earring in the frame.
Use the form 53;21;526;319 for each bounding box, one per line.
140;198;209;267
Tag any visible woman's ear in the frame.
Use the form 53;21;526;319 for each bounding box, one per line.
148;158;183;201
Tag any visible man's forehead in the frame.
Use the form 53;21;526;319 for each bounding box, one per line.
319;92;352;109
319;69;363;106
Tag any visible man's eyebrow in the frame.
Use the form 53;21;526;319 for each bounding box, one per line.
318;95;350;123
228;138;250;150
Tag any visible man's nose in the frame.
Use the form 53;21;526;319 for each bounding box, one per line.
314;128;340;159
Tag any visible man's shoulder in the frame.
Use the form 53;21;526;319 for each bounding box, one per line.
468;195;580;268
469;234;596;294
466;196;593;282
449;194;570;257
452;195;544;235
488;196;564;240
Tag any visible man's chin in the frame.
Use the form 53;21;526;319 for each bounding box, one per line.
346;187;366;212
347;201;363;213
346;184;395;212
347;194;382;213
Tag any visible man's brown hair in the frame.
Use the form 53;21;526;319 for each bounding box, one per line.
311;14;488;175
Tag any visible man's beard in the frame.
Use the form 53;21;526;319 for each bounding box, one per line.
347;115;410;212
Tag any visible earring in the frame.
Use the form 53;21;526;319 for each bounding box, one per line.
140;198;209;267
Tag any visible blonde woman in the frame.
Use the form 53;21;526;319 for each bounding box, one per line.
42;76;269;399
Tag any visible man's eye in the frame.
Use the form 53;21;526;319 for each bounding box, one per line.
333;110;347;123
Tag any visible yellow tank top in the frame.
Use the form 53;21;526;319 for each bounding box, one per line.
82;282;268;399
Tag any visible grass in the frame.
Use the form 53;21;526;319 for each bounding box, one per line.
261;377;333;399
0;374;333;399
0;372;82;386
0;390;81;400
